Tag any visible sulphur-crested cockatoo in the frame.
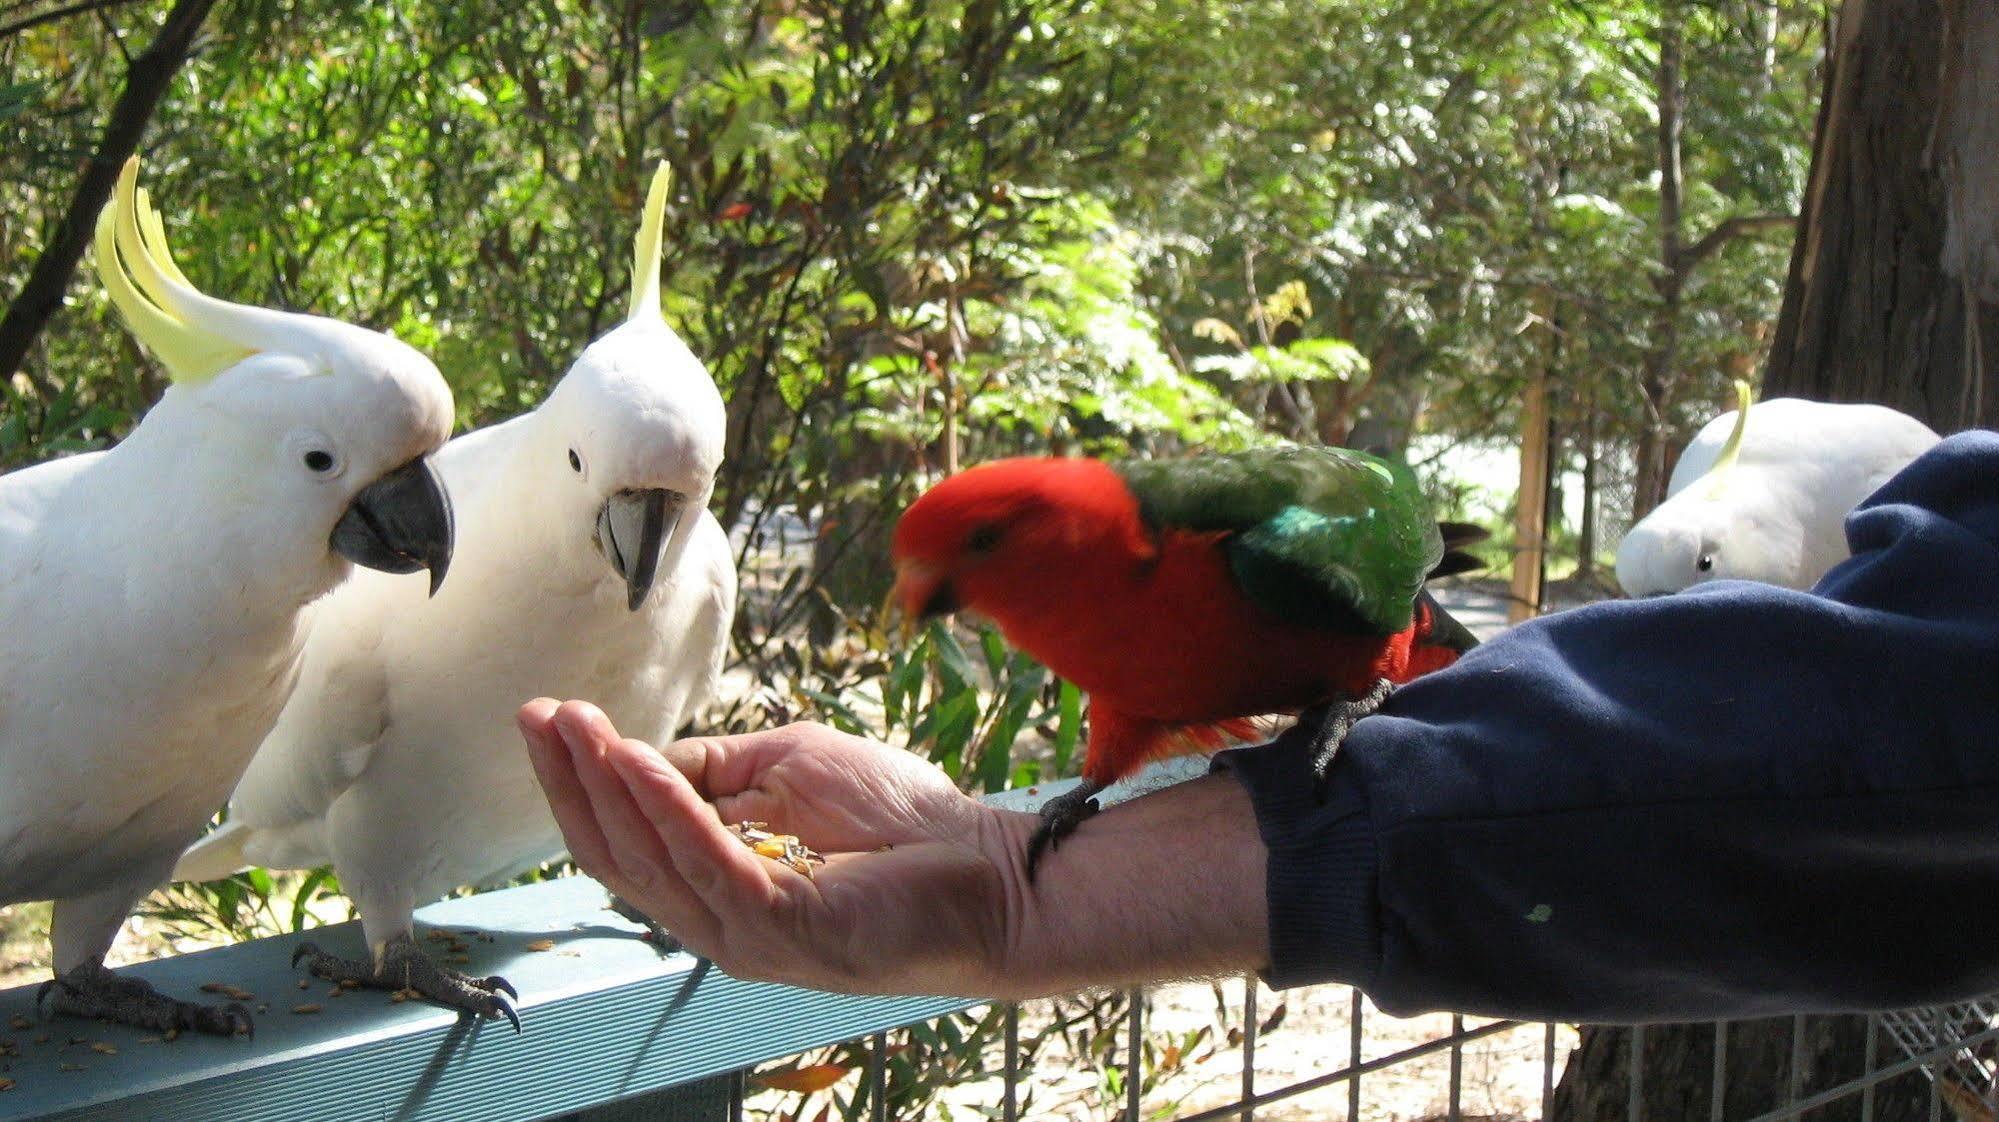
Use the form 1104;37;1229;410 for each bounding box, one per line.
175;163;736;1028
1616;383;1941;596
0;158;455;1036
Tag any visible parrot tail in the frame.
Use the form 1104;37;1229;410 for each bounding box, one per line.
171;822;253;884
1429;520;1492;580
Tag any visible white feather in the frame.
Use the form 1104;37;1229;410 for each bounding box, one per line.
177;170;737;956
1616;398;1941;597
0;166;455;975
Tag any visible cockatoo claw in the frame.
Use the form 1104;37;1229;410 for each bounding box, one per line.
39;963;254;1037
293;932;523;1032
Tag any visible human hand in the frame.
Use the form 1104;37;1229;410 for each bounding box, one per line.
517;699;1034;995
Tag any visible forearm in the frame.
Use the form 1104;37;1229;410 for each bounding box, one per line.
980;774;1268;1000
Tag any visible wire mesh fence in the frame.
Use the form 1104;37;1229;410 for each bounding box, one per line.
724;984;1999;1122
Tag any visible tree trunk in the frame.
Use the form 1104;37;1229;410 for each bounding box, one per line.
1763;0;1999;429
1576;391;1600;584
1557;2;1997;1116
1632;6;1686;521
0;0;220;386
1550;1017;1933;1121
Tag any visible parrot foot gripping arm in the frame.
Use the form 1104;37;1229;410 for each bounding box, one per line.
1306;678;1395;780
1024;780;1105;883
38;962;253;1038
610;893;683;955
291;933;520;1032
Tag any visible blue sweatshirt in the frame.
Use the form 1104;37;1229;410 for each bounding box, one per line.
1216;430;1999;1024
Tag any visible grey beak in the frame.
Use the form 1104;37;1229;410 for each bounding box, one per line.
598;487;683;611
330;455;455;595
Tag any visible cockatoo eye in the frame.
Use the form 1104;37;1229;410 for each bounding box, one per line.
1696;554;1715;573
283;427;344;480
568;448;584;475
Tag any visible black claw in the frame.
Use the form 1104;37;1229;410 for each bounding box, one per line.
492;997;522;1034
290;942;319;970
486;975;518;1001
218;1002;255;1039
34;978;58;1015
1024;787;1101;883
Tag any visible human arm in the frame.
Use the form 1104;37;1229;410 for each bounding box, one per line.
521;432;1999;1019
1240;430;1999;1021
517;701;1266;998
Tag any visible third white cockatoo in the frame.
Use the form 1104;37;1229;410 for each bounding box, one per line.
1616;383;1941;597
174;164;737;1028
0;158;455;1035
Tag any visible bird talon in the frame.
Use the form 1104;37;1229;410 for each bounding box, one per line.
486;975;518;1001
221;1002;255;1039
290;942;320;971
492;996;522;1034
34;977;61;1016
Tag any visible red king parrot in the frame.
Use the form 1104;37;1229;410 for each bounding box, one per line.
890;444;1485;875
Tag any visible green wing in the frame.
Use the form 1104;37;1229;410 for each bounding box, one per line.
1115;445;1442;635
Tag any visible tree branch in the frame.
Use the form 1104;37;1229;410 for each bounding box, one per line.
0;0;219;387
1675;213;1798;275
0;0;143;44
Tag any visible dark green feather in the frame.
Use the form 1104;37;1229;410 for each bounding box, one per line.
1114;445;1443;635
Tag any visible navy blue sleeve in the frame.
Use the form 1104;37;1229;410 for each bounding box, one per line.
1216;430;1999;1023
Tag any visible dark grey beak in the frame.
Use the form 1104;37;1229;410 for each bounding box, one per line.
597;487;683;611
330;455;455;596
919;580;960;621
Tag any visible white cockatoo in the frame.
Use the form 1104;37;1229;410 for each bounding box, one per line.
1616;383;1941;597
0;158;456;1035
174;163;737;1028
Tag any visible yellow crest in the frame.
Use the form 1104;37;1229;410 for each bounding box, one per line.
1697;379;1757;501
628;162;672;325
93;157;257;385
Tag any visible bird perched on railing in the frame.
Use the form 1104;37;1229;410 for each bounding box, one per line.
891;445;1484;876
173;163;736;1030
1616;383;1941;597
0;158;456;1036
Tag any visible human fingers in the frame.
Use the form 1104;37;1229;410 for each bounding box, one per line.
551;702;677;882
550;701;725;949
602;736;789;922
519;697;617;877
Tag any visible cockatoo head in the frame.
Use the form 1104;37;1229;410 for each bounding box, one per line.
1616;382;1800;596
537;163;726;610
95;158;456;597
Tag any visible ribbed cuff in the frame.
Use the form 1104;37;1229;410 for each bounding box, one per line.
1212;721;1379;991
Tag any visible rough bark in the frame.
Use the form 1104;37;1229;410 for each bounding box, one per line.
1763;0;1999;429
0;0;220;385
1550;1017;1933;1121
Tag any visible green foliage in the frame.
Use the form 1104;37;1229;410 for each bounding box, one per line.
142;867;348;945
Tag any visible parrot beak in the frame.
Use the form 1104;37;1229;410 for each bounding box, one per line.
598;487;683;611
891;561;959;635
331;455;455;595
